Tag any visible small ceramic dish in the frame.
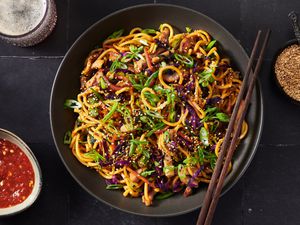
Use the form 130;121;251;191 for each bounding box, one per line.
273;39;300;105
0;128;42;216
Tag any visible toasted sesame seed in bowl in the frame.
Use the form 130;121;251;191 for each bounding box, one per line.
274;41;300;103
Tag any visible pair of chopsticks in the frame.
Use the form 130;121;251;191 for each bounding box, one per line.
196;29;271;225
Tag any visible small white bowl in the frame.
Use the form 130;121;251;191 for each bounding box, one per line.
0;128;42;216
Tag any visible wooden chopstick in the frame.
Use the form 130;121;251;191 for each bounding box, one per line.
197;29;270;225
202;29;271;225
196;30;262;225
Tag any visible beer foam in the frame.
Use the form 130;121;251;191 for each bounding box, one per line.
0;0;47;36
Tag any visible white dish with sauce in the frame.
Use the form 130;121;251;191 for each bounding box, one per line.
0;128;42;216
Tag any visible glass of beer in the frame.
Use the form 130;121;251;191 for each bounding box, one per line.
0;0;57;47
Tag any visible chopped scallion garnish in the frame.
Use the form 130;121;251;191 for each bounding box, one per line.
90;88;102;100
146;122;165;137
63;131;72;144
89;108;99;117
145;110;163;119
200;127;209;146
140;170;155;177
199;69;214;87
177;164;186;179
102;102;119;122
107;29;124;39
215;112;229;122
110;57;127;72
84;149;105;163
197;146;205;164
174;53;194;68
99;77;108;89
106;184;123;190
64;99;81;109
185;26;192;33
141;29;157;34
206;40;216;51
156;192;174;200
144;71;158;87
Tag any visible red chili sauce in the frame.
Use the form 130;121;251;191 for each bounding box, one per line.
0;139;35;208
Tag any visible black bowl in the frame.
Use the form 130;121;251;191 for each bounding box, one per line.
50;4;263;217
273;39;300;105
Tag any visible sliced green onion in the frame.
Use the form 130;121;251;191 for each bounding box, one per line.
129;45;143;53
146;122;165;137
177;164;186;179
166;90;176;122
128;76;144;91
133;84;144;91
163;131;170;143
183;156;198;166
141;29;157;34
130;139;149;159
169;108;176;122
215;112;229;122
210;121;220;132
140;170;155;177
206;40;216;51
87;96;98;104
142;150;150;159
99;77;108;89
163;165;175;174
90;88;102;100
139;155;149;166
117;105;133;130
144;92;160;106
110;58;127;72
197;146;205;164
209;154;217;169
156;192;174;200
204;151;217;169
121;54;133;63
64;99;81;109
185;26;192;33
200;127;209;146
202;107;218;122
129;45;137;53
121;46;144;62
84;150;105;163
153;84;164;92
199;69;214;87
89;108;99;117
202;107;229;123
129;142;136;157
106;184;123;190
107;29;124;39
63;131;72;144
102;102;119;122
140;115;154;127
129;139;148;145
205;107;218;114
144;71;159;87
174;53;194;68
145;110;163;119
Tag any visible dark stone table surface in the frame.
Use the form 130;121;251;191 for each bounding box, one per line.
1;1;300;224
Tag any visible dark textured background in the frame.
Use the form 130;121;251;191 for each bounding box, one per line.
1;0;300;224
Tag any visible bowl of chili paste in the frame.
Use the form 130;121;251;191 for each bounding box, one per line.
0;128;42;216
